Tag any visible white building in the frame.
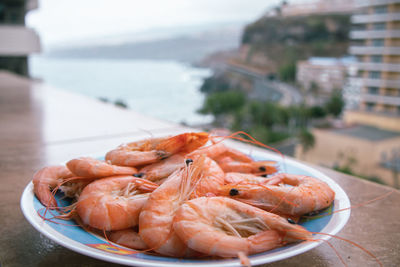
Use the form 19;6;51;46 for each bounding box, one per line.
0;0;41;76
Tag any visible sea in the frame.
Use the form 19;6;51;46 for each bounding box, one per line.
29;56;213;126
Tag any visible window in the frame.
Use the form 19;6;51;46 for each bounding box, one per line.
369;71;381;79
368;87;379;94
372;39;384;46
371;55;382;62
352;24;366;31
374;6;387;14
351;40;365;46
366;102;375;111
373;23;386;30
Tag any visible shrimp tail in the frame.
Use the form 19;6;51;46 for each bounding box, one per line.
238;251;251;267
34;182;58;208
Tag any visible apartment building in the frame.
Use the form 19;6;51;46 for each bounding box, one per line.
297;57;356;105
0;0;41;76
280;0;355;16
346;0;400;131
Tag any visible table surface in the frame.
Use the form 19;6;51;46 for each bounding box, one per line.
1;71;399;267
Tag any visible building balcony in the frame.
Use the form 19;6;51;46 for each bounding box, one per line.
349;46;400;55
362;93;400;106
0;26;40;56
356;62;400;72
356;0;400;7
352;13;400;24
350;30;400;39
349;77;400;89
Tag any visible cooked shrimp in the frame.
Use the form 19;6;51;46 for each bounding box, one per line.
66;157;137;178
190;156;225;198
33;165;74;208
173;197;312;258
105;132;209;167
216;156;278;175
189;142;253;163
109;229;148;250
219;173;335;216
139;157;206;257
138;153;186;183
76;176;158;231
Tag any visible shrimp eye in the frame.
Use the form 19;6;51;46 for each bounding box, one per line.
185;159;193;165
133;173;144;178
287;218;296;224
229;188;239;196
261;174;268;177
259;166;266;172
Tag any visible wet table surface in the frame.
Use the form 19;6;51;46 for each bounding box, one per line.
1;71;399;267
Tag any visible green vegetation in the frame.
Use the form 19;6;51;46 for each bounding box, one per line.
241;14;350;76
298;129;315;153
198;91;245;115
278;62;296;82
199;89;348;146
325;89;345;117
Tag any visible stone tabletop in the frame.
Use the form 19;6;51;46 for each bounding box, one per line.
1;71;399;267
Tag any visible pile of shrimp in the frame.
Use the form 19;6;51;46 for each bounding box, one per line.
32;132;336;264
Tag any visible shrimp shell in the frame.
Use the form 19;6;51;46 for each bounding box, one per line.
219;173;335;216
66;157;137;178
173;197;312;258
32;165;74;208
76;176;158;231
139;157;206;257
106;132;209;167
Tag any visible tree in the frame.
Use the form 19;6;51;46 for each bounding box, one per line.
309;81;320;97
278;62;296;82
309;106;326;118
298;129;315;153
325;89;344;117
198;91;246;116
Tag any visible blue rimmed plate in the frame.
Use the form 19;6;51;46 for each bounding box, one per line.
21;147;350;266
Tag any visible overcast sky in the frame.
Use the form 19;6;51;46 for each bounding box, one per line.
26;0;305;48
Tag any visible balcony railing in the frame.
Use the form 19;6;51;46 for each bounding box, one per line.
0;26;40;56
349;46;400;55
356;0;400;7
349;77;400;89
352;13;400;24
350;30;400;39
356;62;400;72
362;93;400;106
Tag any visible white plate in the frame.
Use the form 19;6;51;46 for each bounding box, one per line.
21;148;350;266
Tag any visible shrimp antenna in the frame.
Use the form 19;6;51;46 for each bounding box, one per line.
211;131;287;173
288;228;382;267
302;190;395;220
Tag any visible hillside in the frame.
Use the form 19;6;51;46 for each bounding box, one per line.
236;14;351;75
46;28;241;64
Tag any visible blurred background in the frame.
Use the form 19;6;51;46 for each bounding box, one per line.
1;0;400;188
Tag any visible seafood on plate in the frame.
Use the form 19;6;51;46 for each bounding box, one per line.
31;131;338;263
